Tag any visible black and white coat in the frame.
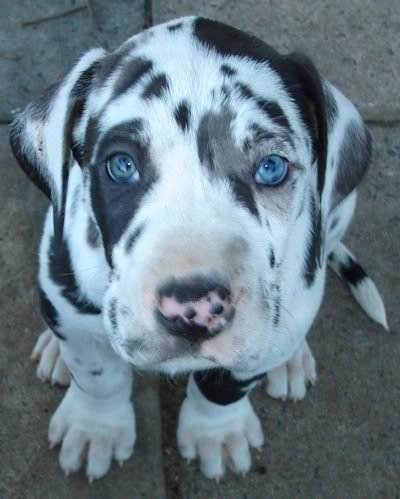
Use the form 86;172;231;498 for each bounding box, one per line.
10;17;387;482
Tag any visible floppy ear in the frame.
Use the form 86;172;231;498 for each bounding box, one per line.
285;52;371;211
9;48;106;238
284;53;371;263
321;80;372;213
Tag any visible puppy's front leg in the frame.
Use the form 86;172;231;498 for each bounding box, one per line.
48;330;135;482
177;370;266;480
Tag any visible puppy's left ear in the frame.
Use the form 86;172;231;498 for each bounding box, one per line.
285;53;371;266
9;48;106;238
286;52;371;211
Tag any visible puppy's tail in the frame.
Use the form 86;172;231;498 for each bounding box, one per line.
328;242;389;330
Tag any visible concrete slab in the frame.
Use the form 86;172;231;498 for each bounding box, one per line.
0;127;166;499
0;0;144;119
153;0;400;119
160;125;400;498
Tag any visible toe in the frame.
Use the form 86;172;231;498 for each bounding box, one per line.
59;428;87;474
197;437;224;480
266;364;288;399
86;436;113;481
225;433;251;473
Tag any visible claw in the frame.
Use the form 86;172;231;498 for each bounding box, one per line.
241;472;247;478
186;458;192;465
64;470;70;477
49;442;56;450
118;460;124;468
88;475;94;484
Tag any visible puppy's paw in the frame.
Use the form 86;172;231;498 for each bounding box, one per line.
48;384;136;481
177;377;263;480
266;340;316;401
31;329;70;386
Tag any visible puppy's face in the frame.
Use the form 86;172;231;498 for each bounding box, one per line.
12;17;341;375
82;19;320;374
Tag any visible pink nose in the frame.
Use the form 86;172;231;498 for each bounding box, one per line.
156;277;235;342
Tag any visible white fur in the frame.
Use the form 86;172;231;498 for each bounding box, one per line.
177;374;264;480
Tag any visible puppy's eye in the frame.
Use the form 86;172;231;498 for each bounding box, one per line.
255;154;288;186
106;154;140;184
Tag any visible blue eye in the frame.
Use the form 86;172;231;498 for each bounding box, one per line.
255;154;288;186
106;154;139;184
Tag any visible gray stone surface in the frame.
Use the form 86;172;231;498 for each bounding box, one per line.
0;128;166;499
153;0;400;119
160;126;400;499
0;0;144;119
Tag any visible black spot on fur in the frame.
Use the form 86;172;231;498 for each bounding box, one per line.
220;64;237;77
96;39;136;84
303;194;320;287
142;73;169;99
174;101;191;131
125;225;144;253
340;256;367;286
273;298;281;326
90;368;103;376
220;85;230;100
249;122;275;144
269;248;276;268
87;217;101;248
256;99;291;131
197;115;216;170
113;58;154;97
168;22;183;32
235;82;254;100
194;369;266;405
48;237;102;314
70;61;102;101
83;116;102;166
229;175;260;220
108;298;118;331
39;288;66;340
194;18;280;63
242;137;252;153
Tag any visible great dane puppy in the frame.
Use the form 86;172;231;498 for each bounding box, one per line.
10;16;387;482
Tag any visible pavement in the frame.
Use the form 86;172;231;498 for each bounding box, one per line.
0;1;398;498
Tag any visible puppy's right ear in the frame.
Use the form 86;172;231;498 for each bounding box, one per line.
9;48;106;231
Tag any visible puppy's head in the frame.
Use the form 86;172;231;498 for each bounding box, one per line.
10;17;370;374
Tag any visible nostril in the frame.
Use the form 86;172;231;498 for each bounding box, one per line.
184;307;196;320
216;286;229;301
210;303;224;315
